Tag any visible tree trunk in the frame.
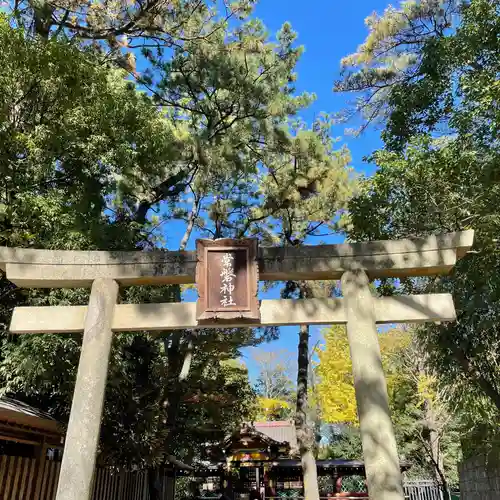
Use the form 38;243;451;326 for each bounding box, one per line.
295;323;320;500
429;427;450;500
179;196;199;251
451;345;500;412
30;0;54;38
159;216;199;460
424;402;450;500
148;467;160;500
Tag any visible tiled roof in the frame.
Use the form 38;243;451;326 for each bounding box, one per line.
0;397;56;421
224;423;282;449
0;397;61;434
272;459;411;472
254;421;297;451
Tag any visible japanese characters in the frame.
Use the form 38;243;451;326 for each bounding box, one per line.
196;238;260;323
220;252;236;307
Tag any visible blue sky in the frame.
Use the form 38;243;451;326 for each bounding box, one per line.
179;0;392;381
253;0;388;173
241;0;391;381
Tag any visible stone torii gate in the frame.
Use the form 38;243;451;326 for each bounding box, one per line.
0;230;473;500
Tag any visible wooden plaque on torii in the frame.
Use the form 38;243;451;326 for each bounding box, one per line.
195;238;260;324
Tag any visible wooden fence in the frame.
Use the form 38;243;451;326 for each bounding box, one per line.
0;456;39;499
0;455;174;500
404;479;444;500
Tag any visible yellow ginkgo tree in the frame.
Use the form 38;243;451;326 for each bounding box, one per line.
316;325;410;424
316;326;358;424
317;325;461;492
256;397;293;421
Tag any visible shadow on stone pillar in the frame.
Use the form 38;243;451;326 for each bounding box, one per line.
55;278;119;500
341;269;404;500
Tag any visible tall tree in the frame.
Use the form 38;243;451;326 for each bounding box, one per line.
0;3;355;478
386;331;461;496
318;327;461;491
317;326;358;424
334;0;460;137
137;19;317;238
254;349;295;400
0;13;182;252
245;112;354;500
253;349;295;421
348;140;500;411
317;326;409;426
335;0;500;451
0;15;257;471
126;16;351;472
336;0;499;150
297;321;319;500
9;0;255;46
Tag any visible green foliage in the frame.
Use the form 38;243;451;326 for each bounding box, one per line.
320;329;461;486
9;0;256;48
461;424;500;463
339;0;500;459
386;333;462;486
336;0;500;150
334;0;459;133
347;139;500;423
1;329;256;466
159;339;257;464
0;16;257;468
0;0;355;473
382;0;500;151
139;15;354;242
325;425;363;460
0;13;180;249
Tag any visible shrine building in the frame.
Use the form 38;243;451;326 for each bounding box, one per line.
189;421;409;499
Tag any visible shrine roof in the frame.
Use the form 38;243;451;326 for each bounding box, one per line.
0;397;63;447
0;397;61;434
272;459;411;473
254;421;297;451
223;422;290;450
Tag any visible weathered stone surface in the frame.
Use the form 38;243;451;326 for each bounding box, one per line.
459;455;500;500
341;270;404;500
55;279;118;500
0;248;197;287
9;294;456;333
0;230;474;287
1;231;474;500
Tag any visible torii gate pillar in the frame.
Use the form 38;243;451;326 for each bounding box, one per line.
55;279;118;500
0;230;474;500
342;270;404;500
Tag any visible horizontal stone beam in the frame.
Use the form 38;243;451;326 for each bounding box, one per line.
0;231;474;288
10;294;456;334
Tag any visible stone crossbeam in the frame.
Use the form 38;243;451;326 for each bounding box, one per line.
0;231;472;500
0;231;474;288
10;294;456;334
